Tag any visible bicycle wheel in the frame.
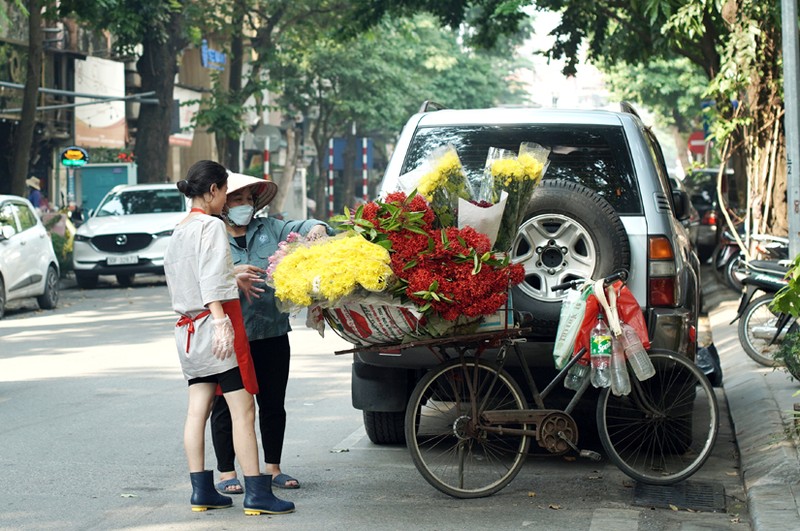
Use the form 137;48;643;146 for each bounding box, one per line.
405;358;530;498
596;350;719;485
738;294;783;367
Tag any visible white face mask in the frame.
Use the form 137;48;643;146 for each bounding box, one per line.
226;205;254;226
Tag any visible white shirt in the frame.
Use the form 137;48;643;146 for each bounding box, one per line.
164;214;239;379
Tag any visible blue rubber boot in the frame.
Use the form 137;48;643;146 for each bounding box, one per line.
190;470;233;512
243;475;295;515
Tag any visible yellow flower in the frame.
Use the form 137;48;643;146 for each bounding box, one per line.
272;235;393;307
492;154;544;186
418;149;462;200
518;153;544;183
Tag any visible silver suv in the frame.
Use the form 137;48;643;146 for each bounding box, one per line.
352;104;701;444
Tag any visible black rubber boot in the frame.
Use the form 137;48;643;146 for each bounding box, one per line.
243;474;296;515
190;470;233;512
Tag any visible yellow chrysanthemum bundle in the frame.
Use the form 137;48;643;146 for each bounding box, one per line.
491;153;545;187
489;142;550;251
418;149;462;200
415;146;468;228
271;234;393;309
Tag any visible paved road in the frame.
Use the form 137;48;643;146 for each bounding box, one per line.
0;275;749;530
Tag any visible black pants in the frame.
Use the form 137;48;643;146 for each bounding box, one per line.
211;334;291;471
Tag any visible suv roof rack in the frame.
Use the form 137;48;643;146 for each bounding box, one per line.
419;100;447;113
619;101;641;118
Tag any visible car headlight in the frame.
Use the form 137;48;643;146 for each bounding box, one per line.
154;229;174;238
74;234;92;242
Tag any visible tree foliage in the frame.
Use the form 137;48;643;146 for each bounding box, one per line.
58;0;207;183
601;57;707;133
265;13;528;215
351;0;788;237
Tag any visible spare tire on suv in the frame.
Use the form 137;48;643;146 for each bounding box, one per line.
511;179;631;336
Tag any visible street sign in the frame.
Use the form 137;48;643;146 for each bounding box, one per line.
61;146;89;167
688;131;706;155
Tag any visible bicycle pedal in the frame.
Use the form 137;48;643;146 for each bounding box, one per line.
579;449;602;462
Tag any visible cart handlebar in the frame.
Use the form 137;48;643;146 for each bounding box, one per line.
551;270;628;293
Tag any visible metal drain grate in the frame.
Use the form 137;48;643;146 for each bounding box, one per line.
632;481;726;512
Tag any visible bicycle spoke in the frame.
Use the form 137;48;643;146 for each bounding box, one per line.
406;360;530;498
597;351;719;485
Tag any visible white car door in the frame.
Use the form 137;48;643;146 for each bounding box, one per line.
0;200;49;300
0;200;26;300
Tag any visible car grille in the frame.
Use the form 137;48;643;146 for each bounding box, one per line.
92;233;154;253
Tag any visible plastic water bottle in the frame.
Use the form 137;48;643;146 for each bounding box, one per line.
564;357;590;391
590;314;611;388
610;334;631;396
621;322;655;381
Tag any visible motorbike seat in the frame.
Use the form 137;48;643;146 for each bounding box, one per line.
745;259;790;276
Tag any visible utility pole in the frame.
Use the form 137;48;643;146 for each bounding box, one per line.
783;0;800;258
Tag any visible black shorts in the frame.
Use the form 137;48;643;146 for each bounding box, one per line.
188;367;244;393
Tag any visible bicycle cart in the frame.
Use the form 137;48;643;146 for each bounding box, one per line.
334;273;719;499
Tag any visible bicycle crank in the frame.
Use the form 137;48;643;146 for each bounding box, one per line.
536;412;578;454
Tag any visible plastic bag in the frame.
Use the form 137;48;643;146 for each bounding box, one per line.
696;344;723;387
573;280;650;357
553;285;591;369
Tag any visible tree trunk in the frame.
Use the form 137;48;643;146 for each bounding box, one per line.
670;127;690;174
135;11;184;183
11;0;42;196
224;4;246;172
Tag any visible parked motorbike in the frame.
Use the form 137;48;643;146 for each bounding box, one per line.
731;259;794;366
714;230;789;291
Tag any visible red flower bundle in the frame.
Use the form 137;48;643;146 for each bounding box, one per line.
334;191;524;322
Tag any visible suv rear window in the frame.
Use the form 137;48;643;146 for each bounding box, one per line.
399;124;642;214
96;189;186;217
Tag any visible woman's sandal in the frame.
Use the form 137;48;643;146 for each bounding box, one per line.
271;473;300;489
216;478;244;494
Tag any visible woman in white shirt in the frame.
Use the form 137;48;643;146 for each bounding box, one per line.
164;160;294;516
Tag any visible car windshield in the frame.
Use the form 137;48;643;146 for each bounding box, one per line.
95;189;185;217
398;124;642;214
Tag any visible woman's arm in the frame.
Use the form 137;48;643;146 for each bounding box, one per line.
207;300;226;319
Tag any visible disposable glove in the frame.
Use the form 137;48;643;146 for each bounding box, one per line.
211;315;235;360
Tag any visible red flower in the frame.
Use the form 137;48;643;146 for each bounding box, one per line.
335;189;523;321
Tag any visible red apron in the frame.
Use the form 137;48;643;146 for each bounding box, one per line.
175;301;258;395
220;299;259;395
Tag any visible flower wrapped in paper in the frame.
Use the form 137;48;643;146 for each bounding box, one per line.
489;142;551;252
399;145;468;228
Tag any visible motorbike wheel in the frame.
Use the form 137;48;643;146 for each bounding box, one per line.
725;254;745;292
737;294;785;367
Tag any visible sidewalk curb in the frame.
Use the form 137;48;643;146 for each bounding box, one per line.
705;281;800;529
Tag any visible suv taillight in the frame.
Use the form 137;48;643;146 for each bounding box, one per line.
649;236;677;307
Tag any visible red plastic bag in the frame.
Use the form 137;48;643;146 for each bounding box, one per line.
572;280;650;360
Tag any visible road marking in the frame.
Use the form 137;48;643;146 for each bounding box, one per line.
589;508;640;531
332;425;366;452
